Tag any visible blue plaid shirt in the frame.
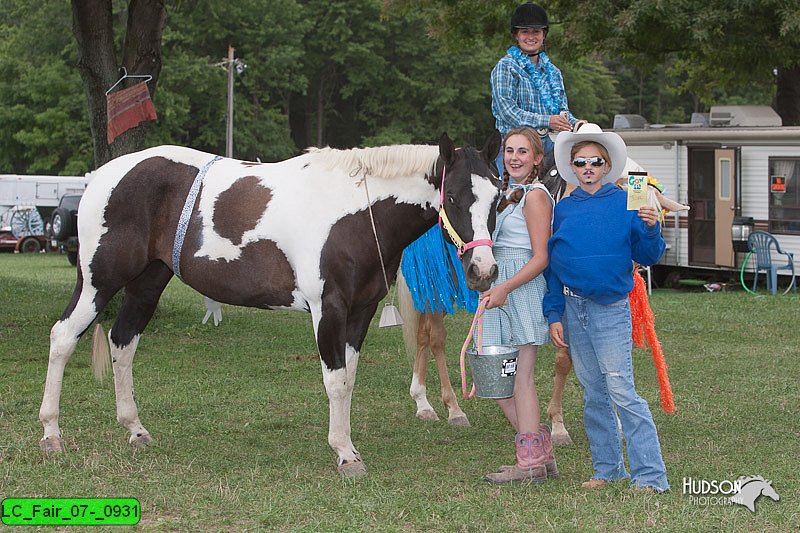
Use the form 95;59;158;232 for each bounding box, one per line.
491;52;575;136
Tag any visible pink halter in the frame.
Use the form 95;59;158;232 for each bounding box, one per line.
438;164;493;258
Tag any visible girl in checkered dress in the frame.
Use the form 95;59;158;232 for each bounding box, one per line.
483;126;556;484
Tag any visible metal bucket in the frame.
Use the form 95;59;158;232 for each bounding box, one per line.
467;344;518;399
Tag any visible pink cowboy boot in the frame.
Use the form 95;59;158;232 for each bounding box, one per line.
485;432;547;484
495;426;558;478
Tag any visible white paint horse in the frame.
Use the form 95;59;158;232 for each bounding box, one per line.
38;133;502;477
398;154;687;446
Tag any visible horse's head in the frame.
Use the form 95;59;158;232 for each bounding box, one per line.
730;476;781;512
740;476;781;502
762;482;780;502
437;132;501;292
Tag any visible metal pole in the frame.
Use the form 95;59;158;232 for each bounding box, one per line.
226;45;234;158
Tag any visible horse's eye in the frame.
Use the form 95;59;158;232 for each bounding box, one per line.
448;195;455;204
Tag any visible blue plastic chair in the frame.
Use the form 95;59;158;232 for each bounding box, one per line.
747;231;796;294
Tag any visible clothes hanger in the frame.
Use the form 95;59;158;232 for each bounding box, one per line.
105;67;153;95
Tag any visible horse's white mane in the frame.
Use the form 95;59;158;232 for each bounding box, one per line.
306;144;440;180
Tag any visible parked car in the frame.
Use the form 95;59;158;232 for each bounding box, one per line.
49;193;82;265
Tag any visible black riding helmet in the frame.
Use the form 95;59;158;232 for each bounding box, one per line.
510;2;549;34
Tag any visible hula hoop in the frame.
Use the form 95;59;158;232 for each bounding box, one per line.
739;252;757;295
739;251;796;295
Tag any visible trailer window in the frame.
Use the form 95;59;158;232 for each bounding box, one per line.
718;158;732;200
768;157;800;235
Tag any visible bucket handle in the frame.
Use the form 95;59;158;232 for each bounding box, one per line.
459;299;515;399
469;304;517;351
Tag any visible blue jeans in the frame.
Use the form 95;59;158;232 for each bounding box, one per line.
563;294;670;492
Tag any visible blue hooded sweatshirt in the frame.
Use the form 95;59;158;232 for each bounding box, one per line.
543;183;665;324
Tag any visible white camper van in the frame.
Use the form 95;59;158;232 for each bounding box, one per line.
611;106;799;287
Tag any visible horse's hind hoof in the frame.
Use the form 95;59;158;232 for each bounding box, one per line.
416;409;440;422
552;432;573;447
40;436;66;453
129;433;153;449
338;460;368;478
448;415;470;427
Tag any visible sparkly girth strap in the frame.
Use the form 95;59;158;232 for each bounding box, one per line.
172;155;222;280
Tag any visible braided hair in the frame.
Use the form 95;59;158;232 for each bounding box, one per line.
497;126;544;213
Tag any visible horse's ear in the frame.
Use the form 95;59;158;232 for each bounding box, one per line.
439;132;456;166
480;130;502;165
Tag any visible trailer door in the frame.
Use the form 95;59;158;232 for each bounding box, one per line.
714;149;736;267
688;148;715;265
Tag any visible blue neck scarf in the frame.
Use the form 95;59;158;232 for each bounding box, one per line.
507;46;563;115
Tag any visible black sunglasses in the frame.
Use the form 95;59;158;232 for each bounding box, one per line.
572;157;606;168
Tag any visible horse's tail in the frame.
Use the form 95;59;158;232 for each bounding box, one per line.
397;267;420;363
91;323;110;381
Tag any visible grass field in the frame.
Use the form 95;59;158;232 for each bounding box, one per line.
1;254;798;531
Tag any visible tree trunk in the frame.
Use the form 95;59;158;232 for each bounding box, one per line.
71;0;166;168
775;65;800;127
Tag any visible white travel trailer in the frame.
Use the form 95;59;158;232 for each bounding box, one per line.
611;105;799;286
0;174;92;252
0;173;91;215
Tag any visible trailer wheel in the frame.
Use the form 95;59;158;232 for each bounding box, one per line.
67;251;78;266
19;237;42;254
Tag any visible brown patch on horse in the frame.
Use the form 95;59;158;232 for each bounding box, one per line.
181;237;297;309
213;176;271;245
320;199;437;307
317;199;434;368
91;157;198;291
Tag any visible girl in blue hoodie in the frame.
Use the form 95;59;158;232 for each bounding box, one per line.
543;124;670;493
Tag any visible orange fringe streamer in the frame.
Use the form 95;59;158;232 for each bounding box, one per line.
629;269;676;415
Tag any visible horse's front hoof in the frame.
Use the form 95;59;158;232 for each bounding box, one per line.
129;433;153;449
416;409;439;422
337;459;368;478
448;414;470;427
40;435;66;453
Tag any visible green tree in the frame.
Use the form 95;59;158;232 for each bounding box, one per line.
71;0;167;167
151;0;306;161
0;0;92;174
388;0;798;125
287;0;389;148
285;0;501;149
550;0;800;125
384;0;625;127
355;9;499;147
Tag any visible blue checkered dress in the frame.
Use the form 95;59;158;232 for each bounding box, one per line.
482;248;550;347
482;184;553;347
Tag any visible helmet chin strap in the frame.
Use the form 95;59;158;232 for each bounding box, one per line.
526;41;546;58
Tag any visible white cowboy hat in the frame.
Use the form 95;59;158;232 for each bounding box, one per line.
554;123;628;186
